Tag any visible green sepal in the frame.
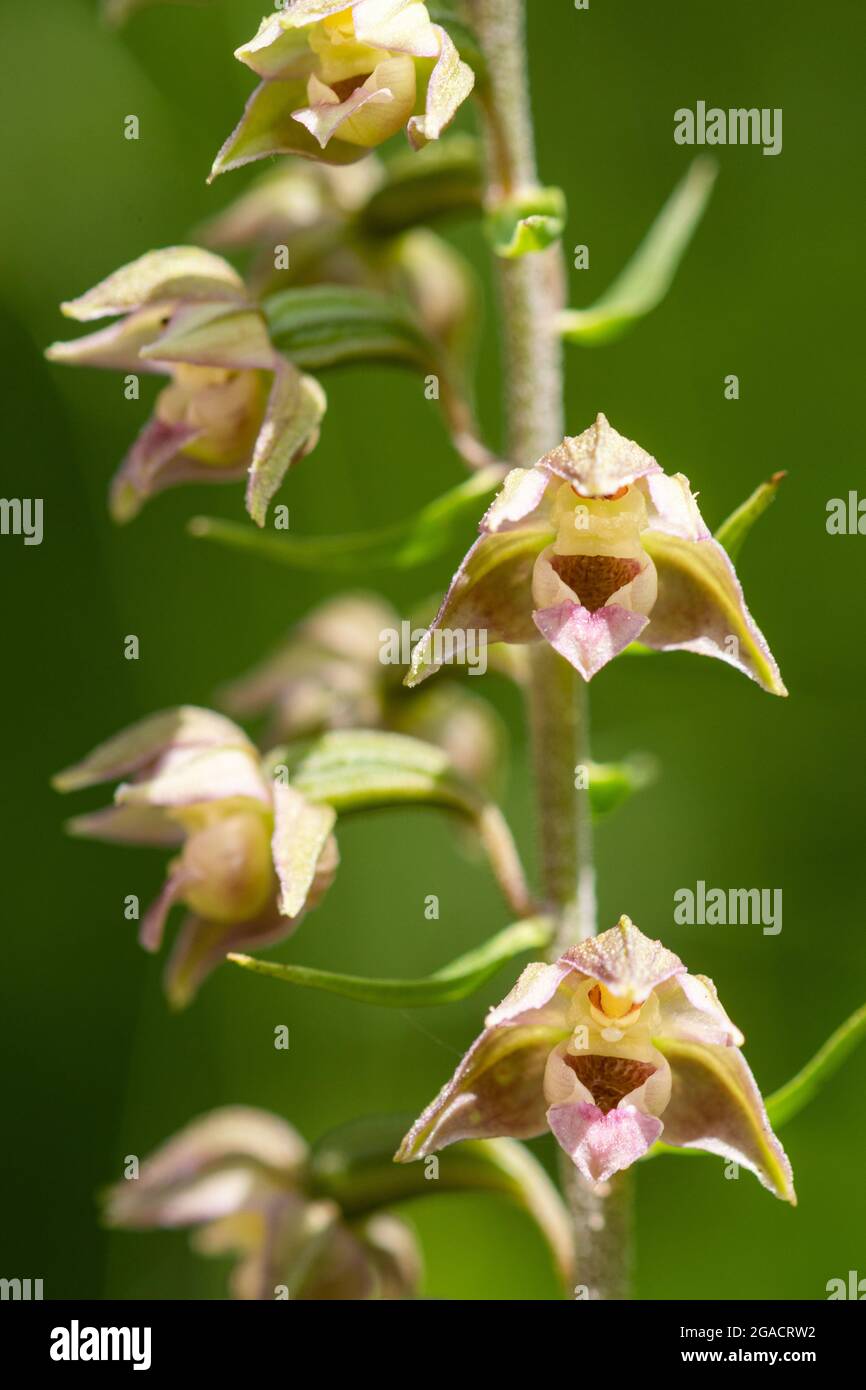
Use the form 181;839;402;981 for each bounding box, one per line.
587;756;657;819
426;5;489;87
487;187;567;259
714;472;786;563
646;1000;866;1160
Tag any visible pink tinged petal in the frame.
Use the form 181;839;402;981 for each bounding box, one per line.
639;470;710;541
116;746;270;812
59;248;246;322
246;364;327;526
562;916;685;1002
353;0;440;57
533;600;648;681
481;467;553;533
271;782;338;918
295;58;417;151
656;1038;796;1203
164;896;300;1009
405;525;553;687
396;1029;559;1161
64;804;183;847
548;1102;663;1183
640;529;787;696
211;80;368;181
301;592;399;664
139;868;189;953
104;1105;307;1229
656;972;744;1048
198;1191;323;1301
53;707;253;792
140;305;277;372
486;958;579;1028
45;305;173;374
109;417;205;524
114;1167;261;1230
536;413;661;497
408;26;475;149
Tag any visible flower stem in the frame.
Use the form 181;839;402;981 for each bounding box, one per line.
469;0;633;1300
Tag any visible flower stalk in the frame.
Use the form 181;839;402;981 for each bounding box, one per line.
468;0;630;1298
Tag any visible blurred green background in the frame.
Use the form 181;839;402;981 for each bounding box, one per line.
2;0;864;1300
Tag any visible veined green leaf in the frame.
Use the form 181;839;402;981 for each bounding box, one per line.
488;187;567;259
559;158;717;344
270;729;485;819
263;285;434;373
360;136;483;237
228;916;552;1007
262;284;495;469
715;472;787;562
187;465;503;573
308;1119;572;1285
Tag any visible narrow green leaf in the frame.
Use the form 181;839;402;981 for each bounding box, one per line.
488;187;567;259
308;1119;573;1285
646;1000;866;1162
187;465;503;573
766;1001;866;1129
227;916;552;1007
559;158;717;344
359;136;483;237
263;285;434;373
714;472;787;563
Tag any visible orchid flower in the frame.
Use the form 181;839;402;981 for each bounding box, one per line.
406;413;786;692
220;592;504;790
212;1;475;179
105;1107;421;1299
53;708;338;1007
397;916;796;1201
46;248;326;526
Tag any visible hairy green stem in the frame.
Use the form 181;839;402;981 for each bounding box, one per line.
468;0;633;1299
